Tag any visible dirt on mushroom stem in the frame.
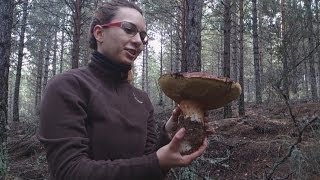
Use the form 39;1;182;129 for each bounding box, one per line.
176;115;206;155
173;100;207;154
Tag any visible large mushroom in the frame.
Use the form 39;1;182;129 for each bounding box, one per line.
159;72;241;154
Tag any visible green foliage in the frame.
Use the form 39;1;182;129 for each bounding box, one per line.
293;127;320;179
289;146;306;179
178;167;198;180
169;158;215;180
0;145;7;177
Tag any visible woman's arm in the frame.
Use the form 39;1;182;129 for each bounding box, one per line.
38;73;164;180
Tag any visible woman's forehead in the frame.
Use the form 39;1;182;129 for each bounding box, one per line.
113;7;145;28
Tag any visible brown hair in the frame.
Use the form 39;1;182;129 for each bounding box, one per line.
89;0;143;50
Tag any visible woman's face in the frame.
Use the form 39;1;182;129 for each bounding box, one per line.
94;7;146;65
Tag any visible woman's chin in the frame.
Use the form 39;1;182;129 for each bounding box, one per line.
121;57;135;65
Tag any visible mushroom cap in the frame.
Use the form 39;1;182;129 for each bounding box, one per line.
159;72;242;110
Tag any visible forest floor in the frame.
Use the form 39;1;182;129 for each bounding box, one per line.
5;101;320;180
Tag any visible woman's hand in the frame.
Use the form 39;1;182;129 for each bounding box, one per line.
156;128;208;170
165;107;181;138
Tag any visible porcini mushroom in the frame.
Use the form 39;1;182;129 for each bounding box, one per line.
159;72;241;154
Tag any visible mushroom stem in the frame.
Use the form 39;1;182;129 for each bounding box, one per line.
179;100;205;123
177;100;206;154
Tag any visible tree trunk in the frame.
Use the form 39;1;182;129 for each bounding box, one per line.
72;0;81;68
42;39;52;92
35;37;45;114
315;0;320;97
180;0;187;72
13;0;29;122
0;0;14;176
223;0;232;118
281;0;290;99
145;44;149;94
252;0;262;103
257;1;266;95
288;0;298;95
185;0;204;72
231;1;239;81
52;31;58;76
302;40;309;99
175;25;181;73
218;33;223;76
65;0;82;69
247;78;251;102
258;1;264;92
290;41;298;94
238;0;245;116
305;0;318;101
159;30;164;106
141;42;146;91
60;18;66;73
170;25;173;72
210;40;216;73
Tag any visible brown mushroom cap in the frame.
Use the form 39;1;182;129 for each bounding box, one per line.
159;72;242;110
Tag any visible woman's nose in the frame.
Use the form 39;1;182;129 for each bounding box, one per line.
131;33;143;46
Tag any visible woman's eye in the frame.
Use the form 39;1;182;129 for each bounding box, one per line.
123;27;136;34
122;22;138;35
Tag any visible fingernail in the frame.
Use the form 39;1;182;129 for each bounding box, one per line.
173;108;178;113
177;128;185;138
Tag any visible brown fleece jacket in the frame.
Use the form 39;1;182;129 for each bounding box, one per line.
38;57;170;180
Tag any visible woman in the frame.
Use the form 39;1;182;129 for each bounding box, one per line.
38;0;208;179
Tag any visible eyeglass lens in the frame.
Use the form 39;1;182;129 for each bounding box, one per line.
121;22;148;44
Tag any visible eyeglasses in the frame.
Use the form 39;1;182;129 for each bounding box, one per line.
101;21;148;45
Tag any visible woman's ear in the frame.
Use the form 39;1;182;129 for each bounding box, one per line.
93;25;104;43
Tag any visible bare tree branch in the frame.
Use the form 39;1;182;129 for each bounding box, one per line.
265;87;320;179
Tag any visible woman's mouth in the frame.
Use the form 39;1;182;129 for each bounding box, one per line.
125;49;137;58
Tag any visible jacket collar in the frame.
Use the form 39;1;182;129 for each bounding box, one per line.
89;51;131;82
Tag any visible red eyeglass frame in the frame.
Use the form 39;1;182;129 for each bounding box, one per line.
100;21;148;45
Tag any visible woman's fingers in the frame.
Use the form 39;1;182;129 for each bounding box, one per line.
205;126;215;135
158;128;208;169
180;138;208;165
171;106;181;121
168;128;185;152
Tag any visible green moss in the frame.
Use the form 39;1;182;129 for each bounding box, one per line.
0;145;8;177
